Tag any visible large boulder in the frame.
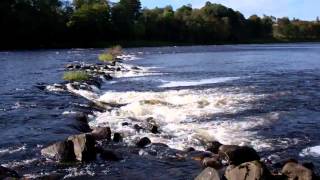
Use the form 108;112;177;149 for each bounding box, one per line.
219;145;260;165
195;167;220;180
67;134;96;162
41;140;76;162
0;166;20;179
225;160;271;180
281;162;313;180
91;127;111;141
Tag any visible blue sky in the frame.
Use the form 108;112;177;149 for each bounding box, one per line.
110;0;320;20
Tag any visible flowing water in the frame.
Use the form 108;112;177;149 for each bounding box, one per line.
1;44;320;178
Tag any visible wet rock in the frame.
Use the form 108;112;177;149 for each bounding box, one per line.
281;162;313;180
190;151;213;161
91;127;111;141
113;133;122;143
73;114;92;133
136;137;151;148
100;149;121;161
145;117;160;134
86;79;101;89
67;134;96;162
185;147;195;152
150;125;159;134
225;160;271;180
206;141;222;154
131;66;141;70
103;74;113;80
41;140;76;162
0;166;20;179
195;167;220;180
218;145;260;165
122;122;129;126
133;124;143;132
202;155;223;169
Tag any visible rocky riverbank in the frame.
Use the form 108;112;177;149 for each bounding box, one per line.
1;59;319;180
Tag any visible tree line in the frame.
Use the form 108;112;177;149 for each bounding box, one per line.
1;0;320;49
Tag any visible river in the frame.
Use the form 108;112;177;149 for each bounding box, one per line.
0;44;320;178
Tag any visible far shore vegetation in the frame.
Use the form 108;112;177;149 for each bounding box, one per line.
2;0;320;49
63;71;90;81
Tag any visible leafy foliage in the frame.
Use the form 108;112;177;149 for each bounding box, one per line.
1;0;320;49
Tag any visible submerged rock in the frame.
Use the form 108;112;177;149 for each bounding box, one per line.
281;162;313;180
195;167;220;180
41;140;76;162
91;127;111;141
67;134;96;162
100;149;121;161
0;165;20;179
225;160;271;180
219;145;260;165
136;137;151;148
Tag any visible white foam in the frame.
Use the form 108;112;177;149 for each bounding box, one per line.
300;145;320;157
89;88;280;151
66;83;99;101
45;84;65;92
159;77;241;88
117;54;141;61
0;145;26;155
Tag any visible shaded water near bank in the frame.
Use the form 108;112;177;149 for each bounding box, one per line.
1;44;320;178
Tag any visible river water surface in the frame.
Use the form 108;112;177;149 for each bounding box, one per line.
1;44;320;178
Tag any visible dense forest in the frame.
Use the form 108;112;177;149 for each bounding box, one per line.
1;0;320;49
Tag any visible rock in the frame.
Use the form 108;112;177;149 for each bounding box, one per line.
91;127;111;141
195;167;220;180
302;162;315;171
73;114;92;133
202;155;223;169
136;137;151;148
41;140;76;162
145;117;160;134
67;134;96;162
122;122;129;126
225;160;271;180
133;124;143;132
219;145;260;165
0;166;20;179
150;125;159;134
103;74;113;80
100;149;121;161
281;162;313;180
113;133;122;143
185;147;195;152
131;66;141;70
206;141;222;154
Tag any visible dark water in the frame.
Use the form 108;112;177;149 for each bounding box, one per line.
1;44;320;178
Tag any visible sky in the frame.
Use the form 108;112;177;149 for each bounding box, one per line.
113;0;320;20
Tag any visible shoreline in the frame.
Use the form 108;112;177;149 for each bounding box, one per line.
2;39;320;51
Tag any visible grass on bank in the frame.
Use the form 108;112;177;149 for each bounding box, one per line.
63;71;90;81
98;45;123;63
